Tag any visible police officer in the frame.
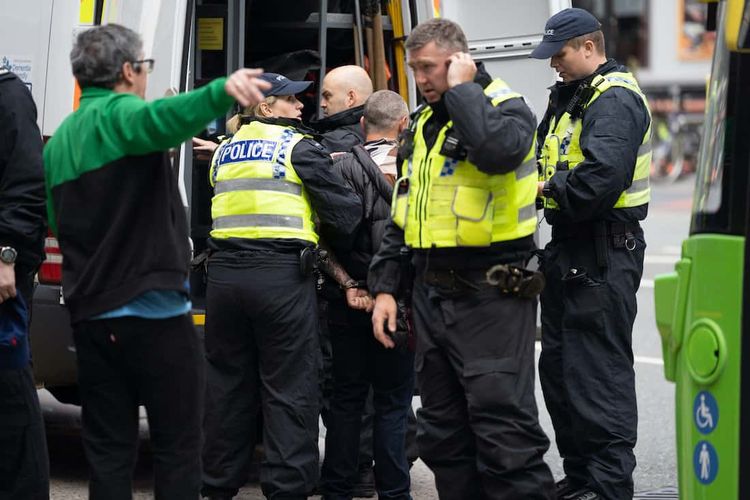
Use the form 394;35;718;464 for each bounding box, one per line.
0;68;49;500
369;18;555;500
531;8;650;500
201;73;362;500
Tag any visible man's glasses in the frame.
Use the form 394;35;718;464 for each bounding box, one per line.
131;58;155;74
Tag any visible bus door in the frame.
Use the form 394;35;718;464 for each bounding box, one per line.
654;0;750;497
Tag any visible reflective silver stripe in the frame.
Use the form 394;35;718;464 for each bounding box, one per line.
515;158;537;180
213;214;304;229
487;88;513;99
606;76;636;85
626;177;649;194
214;178;302;195
637;141;652;156
518;203;538;222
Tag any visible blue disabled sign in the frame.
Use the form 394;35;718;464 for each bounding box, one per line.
693;391;718;434
693;441;718;485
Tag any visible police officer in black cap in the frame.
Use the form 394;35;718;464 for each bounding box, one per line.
530;8;651;500
201;72;362;500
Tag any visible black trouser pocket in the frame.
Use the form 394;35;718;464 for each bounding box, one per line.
463;357;519;410
561;267;606;332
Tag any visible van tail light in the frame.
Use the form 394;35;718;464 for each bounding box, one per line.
38;232;62;285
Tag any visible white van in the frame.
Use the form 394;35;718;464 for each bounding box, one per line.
0;0;566;404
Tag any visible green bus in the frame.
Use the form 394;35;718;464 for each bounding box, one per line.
655;0;750;497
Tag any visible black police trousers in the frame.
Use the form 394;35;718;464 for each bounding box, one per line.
320;301;414;500
73;314;203;500
539;227;645;500
0;271;49;500
202;251;321;499
412;275;555;500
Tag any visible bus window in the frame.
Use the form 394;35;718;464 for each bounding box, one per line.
692;12;729;219
690;2;750;236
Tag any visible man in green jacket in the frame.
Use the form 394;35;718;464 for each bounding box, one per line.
43;24;268;500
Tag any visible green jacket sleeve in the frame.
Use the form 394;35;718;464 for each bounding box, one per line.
106;77;234;155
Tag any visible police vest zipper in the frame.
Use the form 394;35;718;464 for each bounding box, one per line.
416;156;432;248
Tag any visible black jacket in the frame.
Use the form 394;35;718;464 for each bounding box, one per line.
538;59;650;227
331;144;394;282
310;105;365;153
209;116;362;255
368;63;537;296
0;71;46;272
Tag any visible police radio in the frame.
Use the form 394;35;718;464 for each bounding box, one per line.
439;128;468;161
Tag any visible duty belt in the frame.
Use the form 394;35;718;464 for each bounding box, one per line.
551;221;640;240
422;264;544;299
552;221;641;268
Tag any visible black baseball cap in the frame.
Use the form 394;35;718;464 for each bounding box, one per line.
530;8;602;59
258;72;312;97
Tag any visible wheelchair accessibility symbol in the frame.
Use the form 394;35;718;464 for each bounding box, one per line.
693;391;718;434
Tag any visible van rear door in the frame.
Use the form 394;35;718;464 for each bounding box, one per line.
103;0;193;207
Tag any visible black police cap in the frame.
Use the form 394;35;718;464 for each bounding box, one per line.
530;8;602;59
258;72;312;97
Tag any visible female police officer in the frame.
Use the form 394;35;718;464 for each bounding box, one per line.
201;73;362;500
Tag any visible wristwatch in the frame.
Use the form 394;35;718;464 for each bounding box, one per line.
0;246;17;264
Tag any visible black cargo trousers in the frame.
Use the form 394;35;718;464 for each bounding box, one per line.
539;224;645;500
411;265;555;500
0;269;49;500
202;250;321;500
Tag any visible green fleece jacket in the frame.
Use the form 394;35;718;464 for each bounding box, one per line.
43;78;233;322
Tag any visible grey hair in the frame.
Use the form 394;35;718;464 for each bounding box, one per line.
71;24;143;89
405;18;469;53
363;90;408;135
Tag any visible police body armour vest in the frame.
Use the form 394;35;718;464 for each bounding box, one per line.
539;71;652;210
391;78;538;248
209;121;318;244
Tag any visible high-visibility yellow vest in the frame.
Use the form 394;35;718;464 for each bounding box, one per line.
539;71;652;210
391;78;538;248
209;120;318;244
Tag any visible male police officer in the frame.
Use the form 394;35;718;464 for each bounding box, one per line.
369;18;554;500
531;8;650;500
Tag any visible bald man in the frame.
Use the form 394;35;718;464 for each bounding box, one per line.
312;65;374;153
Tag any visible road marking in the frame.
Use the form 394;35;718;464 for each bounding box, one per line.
535;343;664;366
645;255;680;264
634;355;664;366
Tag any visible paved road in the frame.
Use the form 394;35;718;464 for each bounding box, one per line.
44;179;693;499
